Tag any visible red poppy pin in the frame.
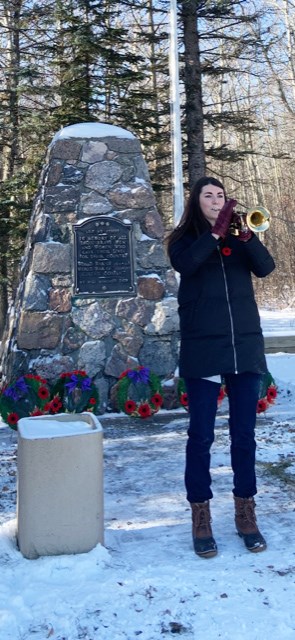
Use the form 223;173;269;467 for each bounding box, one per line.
221;247;232;256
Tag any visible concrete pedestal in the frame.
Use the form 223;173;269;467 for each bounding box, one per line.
17;412;103;559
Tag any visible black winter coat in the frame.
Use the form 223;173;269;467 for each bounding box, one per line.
169;230;275;379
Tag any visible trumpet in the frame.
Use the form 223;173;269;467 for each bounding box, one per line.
229;206;270;236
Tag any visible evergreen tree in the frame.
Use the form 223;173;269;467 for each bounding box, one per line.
178;0;267;189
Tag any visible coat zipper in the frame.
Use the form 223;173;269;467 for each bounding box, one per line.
218;247;238;373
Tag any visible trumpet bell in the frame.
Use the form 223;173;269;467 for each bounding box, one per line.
246;206;270;233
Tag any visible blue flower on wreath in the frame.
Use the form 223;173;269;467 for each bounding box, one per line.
3;377;29;402
65;374;92;393
126;367;150;384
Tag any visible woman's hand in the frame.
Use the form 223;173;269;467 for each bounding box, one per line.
211;199;237;239
232;214;252;242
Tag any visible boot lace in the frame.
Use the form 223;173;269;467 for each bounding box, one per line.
235;498;258;532
191;503;212;538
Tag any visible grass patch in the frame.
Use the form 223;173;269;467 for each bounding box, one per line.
259;459;295;486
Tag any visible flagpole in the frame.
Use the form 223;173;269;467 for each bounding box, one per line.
169;0;184;227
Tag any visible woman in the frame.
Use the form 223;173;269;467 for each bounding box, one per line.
167;177;275;559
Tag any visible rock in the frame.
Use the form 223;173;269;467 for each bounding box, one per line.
133;156;150;181
142;210;164;239
44;186;80;212
51;275;72;287
32;214;51;243
137;275;165;301
105;344;138;377
108;182;155;209
94;376;109;412
80;191;113;215
63;164;84;184
165;269;179;296
116;298;155;326
29;354;75;383
162;378;179;410
49;288;72;313
139;338;177;376
113;321;144;356
17;312;64;349
31;242;71;274
23;274;50;311
104;137;141;154
85;161;123;194
72;302;115;339
62;325;86;354
49;138;82;161
137;241;169;269
81;141;107;163
78;340;106;377
45;161;63;186
145;298;179;334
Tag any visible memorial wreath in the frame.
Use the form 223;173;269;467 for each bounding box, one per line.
257;371;277;413
50;370;99;414
177;378;227;411
0;374;51;429
177;372;277;414
116;366;163;418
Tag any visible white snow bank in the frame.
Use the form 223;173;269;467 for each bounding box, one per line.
260;309;295;336
266;353;295;386
51;122;135;143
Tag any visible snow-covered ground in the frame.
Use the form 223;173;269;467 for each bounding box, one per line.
0;310;294;640
260;308;295;337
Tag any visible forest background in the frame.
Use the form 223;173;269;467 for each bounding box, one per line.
0;0;294;339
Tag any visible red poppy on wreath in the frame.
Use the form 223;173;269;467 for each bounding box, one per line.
37;386;50;400
48;396;63;413
221;247;232;256
218;386;227;405
267;385;277;404
151;393;163;408
125;399;137;414
119;368;132;379
257;398;269;413
7;412;19;426
26;374;47;383
138;403;152;418
30;408;44;417
89;397;97;406
180;392;189;407
177;378;189;410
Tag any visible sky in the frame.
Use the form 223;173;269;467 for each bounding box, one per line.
0;309;294;640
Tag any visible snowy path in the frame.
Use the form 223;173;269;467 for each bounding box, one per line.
0;400;294;640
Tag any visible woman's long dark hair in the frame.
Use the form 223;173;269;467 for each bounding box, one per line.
167;176;226;251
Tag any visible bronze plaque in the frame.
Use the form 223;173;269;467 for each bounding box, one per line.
73;217;135;296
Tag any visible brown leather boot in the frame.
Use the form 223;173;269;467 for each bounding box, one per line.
234;496;267;552
190;501;217;558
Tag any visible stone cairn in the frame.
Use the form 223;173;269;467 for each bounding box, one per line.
0;123;180;412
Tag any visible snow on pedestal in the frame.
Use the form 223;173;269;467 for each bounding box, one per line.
17;413;104;559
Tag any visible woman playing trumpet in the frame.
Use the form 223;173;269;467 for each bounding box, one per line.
167;176;275;559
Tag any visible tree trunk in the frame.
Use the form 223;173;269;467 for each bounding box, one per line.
0;0;22;337
180;0;205;189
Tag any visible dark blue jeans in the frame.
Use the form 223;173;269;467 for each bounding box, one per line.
184;373;261;503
